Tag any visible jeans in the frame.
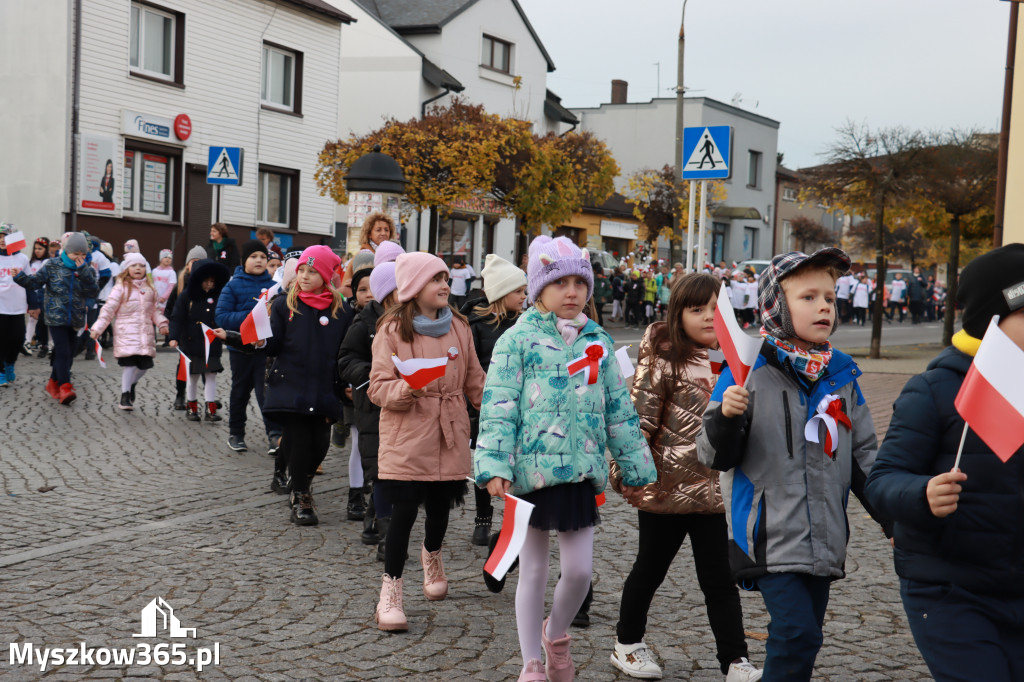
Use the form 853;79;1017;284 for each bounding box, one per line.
617;511;748;673
49;326;78;385
755;572;831;681
901;578;1024;682
228;351;280;440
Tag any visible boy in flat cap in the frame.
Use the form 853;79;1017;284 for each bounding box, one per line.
865;244;1024;682
698;248;890;681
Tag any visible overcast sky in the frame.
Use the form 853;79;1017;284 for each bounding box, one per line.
517;0;1011;169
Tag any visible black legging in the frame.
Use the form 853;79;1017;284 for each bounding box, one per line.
278;413;331;492
384;488;452;579
0;314;26;367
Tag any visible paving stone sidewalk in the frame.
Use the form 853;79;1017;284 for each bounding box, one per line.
0;351;933;681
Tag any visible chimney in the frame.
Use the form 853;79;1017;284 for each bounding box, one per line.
611;79;628;104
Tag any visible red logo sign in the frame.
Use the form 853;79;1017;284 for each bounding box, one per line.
174;114;192;141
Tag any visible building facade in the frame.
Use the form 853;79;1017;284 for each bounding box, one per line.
0;0;352;266
774;165;849;256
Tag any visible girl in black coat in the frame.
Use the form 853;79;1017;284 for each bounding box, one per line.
169;260;230;422
261;246;349;527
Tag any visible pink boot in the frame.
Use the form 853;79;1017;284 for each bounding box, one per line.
421;544;448;601
517;659;545;682
374;574;408;632
542;617;575;681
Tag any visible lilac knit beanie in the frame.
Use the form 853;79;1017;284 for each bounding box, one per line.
369;261;398;302
374;240;405;266
526;236;594;304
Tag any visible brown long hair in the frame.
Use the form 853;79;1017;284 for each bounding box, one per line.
650;272;720;369
378;300;468;343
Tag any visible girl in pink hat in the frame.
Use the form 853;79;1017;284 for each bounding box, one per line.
368;252;486;632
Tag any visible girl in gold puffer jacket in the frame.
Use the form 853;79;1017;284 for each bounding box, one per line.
609;273;762;682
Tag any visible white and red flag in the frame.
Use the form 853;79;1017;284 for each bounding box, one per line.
614;345;635;379
954;316;1024;462
483;493;535;581
176;349;191;382
3;230;26;253
240;299;273;345
95;340;106;368
713;283;763;387
708;348;726;375
391;354;448;390
568;342;607;385
200;323;217;366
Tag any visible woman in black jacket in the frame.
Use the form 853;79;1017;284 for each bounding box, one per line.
206;223;239;273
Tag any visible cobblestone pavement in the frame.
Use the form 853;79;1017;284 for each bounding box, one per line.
0;349;931;681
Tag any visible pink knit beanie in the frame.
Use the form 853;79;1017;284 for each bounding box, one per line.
299;245;341;286
122;252;147;269
395;252;449;303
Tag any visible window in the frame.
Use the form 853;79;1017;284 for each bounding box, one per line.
262;43;303;113
129;2;183;85
743;226;759;259
747;150;762;189
257;166;298;228
123;147;174;219
782;187;798;202
437;216;475;264
481;35;512;73
782;220;793;251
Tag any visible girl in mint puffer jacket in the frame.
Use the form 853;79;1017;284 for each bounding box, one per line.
474;236;655;682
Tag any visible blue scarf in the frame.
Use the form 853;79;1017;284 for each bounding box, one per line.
413;306;453;337
60;252;79;269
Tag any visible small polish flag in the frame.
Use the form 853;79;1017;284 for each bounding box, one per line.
240;298;273;345
708;349;726;375
954;316;1024;462
713;283;763;387
391;354;448;390
595;491;606;507
3;230;26;253
483;493;535;581
200;323;217;366
176;349;191;382
95;340;106;368
614;345;635;378
258;282;281;301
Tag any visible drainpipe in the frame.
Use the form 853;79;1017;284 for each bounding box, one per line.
421;87;451;118
69;0;83;231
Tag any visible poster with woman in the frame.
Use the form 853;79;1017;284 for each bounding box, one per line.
79;133;119;214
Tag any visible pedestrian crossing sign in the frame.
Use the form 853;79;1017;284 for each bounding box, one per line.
207;146;244;186
682;126;731;180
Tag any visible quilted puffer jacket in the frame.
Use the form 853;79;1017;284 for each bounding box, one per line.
14;255;98;328
92;278;167;358
474;307;656;496
610;323;722;514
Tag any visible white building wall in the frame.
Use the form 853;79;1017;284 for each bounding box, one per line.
0;1;73;242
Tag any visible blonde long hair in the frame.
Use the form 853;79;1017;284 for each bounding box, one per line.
285;279;344;318
116;266;156;303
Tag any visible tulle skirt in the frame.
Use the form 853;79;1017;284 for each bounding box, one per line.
519;481;601;532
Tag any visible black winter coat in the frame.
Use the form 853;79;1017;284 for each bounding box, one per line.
169;285;224;374
625;278;644;304
262;296;348;421
865;346;1024;596
466;307;519;445
338;300;384;433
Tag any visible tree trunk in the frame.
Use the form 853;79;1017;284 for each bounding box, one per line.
870;195;887;359
942;214;961;346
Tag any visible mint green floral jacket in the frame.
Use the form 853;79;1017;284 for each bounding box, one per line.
473;307;656;495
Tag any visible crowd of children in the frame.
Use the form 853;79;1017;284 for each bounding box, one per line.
3;219;1022;681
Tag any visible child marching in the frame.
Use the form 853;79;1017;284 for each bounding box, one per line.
474;236;656;682
0;225;31;386
368;252;486;632
168;259;230;421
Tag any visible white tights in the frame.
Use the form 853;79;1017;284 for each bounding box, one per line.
120;367;147;393
349;425;363;488
515;526;594;662
186;373;217;402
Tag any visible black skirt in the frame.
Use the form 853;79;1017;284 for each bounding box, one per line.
519;481;601;532
117;354;154;369
377;479;467;509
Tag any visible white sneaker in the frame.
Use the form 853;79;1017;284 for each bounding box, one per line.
726;657;763;682
610;640;662;679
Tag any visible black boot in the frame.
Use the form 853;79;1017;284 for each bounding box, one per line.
185;401;201;422
290;490;319;526
375;516;390;561
204;401;222;422
173;381;186;410
483;531;518;593
347;487;366;521
572;581;594;628
130;382;137;403
331;422;348;448
472;513;492;546
361;490;380;544
270;452;289;494
118;392;133;411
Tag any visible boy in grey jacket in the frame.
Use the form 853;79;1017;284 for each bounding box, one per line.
698;248;890;681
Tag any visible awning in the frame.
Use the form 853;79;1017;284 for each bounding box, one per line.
422;59;464;92
544;90;578;125
712;206;762;220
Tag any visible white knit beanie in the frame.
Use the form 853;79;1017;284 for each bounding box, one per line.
481;254;527;303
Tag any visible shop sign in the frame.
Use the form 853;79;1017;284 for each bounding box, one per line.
121;110;190;145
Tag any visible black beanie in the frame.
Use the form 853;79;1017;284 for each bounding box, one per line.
241;239;268;264
958;243;1024;338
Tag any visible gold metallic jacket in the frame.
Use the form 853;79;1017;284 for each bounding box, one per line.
610;324;724;514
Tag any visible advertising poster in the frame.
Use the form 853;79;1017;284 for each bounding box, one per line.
79;133;119;214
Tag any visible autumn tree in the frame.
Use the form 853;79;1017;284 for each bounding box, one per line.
911;131;998;345
789;216;832;252
846;217;929;268
624;165;727;258
805;122;925;358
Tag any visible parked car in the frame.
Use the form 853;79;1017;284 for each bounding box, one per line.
736;259;771;277
590;249;619;276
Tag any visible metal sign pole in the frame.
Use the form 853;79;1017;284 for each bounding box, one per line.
697;179;708;270
685;180;696;271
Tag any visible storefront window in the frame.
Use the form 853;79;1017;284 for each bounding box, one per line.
437;216;474;264
123;148;172;218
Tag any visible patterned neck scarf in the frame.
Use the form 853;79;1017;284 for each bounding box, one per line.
760;328;833;382
554;312;588;345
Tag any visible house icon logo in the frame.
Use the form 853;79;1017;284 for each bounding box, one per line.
133;597;196;638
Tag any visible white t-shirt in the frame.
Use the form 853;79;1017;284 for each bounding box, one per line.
0;252;30;314
836;274;855;299
852;281;871;308
449;265;476;296
99;261;120;301
152;265;177;302
889;279;907;303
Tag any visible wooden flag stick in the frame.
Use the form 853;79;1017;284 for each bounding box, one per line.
952;422;970;472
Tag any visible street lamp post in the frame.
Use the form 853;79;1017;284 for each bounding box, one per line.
673;0;689;267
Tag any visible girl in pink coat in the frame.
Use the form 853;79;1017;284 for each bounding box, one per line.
91;252;168;411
